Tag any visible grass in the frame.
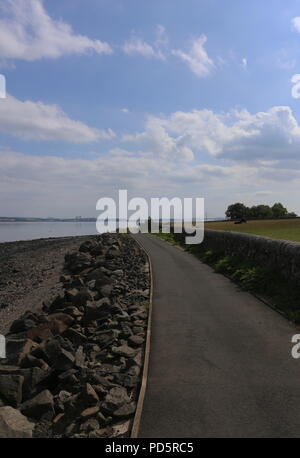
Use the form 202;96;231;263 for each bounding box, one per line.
155;232;300;324
205;218;300;243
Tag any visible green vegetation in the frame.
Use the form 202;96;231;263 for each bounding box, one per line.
155;232;300;324
205;218;300;242
225;202;297;220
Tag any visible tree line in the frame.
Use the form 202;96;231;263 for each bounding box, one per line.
225;202;297;220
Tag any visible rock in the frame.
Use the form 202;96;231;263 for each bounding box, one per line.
48;294;66;313
102;387;130;414
112;420;131;437
106;246;121;258
0;374;24;407
113;402;136;417
80;418;99;433
20;354;49;371
9;312;41;334
99;284;113;298
58;391;72;403
28;314;75;342
90;373;115;388
20;389;54;420
65;252;92;274
88;427;112;438
27;324;54;342
82;383;99;407
60;275;72;283
113;373;139;389
79;241;94;253
113;270;124;277
128;335;144;347
132;326;145;336
6;338;38;365
95;329;119;348
21;367;51;400
41;339;75;371
75;346;85;369
62;328;87;346
84;298;111;323
62;306;83;319
0;406;34;438
65;288;92;307
80;406;99;419
111;345;138;358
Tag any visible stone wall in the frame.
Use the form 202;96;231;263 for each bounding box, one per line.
174;229;300;283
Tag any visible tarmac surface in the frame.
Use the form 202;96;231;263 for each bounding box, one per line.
134;234;300;438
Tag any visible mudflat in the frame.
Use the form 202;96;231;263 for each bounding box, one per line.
0;236;95;335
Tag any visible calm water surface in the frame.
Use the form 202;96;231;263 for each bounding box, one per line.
0;222;100;243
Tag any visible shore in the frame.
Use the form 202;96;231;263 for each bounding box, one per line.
0;233;150;438
0;235;95;335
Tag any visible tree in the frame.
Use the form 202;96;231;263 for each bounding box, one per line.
256;205;273;219
225;203;248;220
271;203;288;219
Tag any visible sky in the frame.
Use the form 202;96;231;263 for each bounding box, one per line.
1;0;300;218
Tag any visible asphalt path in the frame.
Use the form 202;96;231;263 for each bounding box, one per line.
134;234;300;438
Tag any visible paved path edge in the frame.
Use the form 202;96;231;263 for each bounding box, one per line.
130;235;154;438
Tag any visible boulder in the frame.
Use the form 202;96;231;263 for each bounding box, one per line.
0;406;34;438
62;328;87;346
20;389;54;420
6;338;39;365
111;345;138;358
80;406;100;419
84;298;111;323
0;374;24;407
41;339;75;371
82;383;99;407
128;335;144;347
113;402;136;418
102;387;130;414
65;289;92;307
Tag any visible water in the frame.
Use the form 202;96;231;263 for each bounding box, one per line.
0;221;100;243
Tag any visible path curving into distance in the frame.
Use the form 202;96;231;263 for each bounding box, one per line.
134;234;300;438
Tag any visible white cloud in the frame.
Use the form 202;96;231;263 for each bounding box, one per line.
0;0;112;61
0;95;115;142
124;106;300;163
242;57;247;70
123;33;165;60
1;148;299;218
121;108;130;113
123;116;194;162
292;16;300;33
172;35;214;78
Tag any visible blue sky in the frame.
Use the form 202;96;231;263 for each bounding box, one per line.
1;0;300;217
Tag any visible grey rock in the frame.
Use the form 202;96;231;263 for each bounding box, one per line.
111;345;138;358
42;339;75;371
102;387;130;414
20;389;54;420
113;402;136;417
128;335;144;347
0;406;34;438
0;374;24;407
82;383;99;407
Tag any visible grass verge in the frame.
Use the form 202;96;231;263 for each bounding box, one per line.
155;232;300;324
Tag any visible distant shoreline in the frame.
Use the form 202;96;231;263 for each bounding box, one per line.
0;217;97;222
